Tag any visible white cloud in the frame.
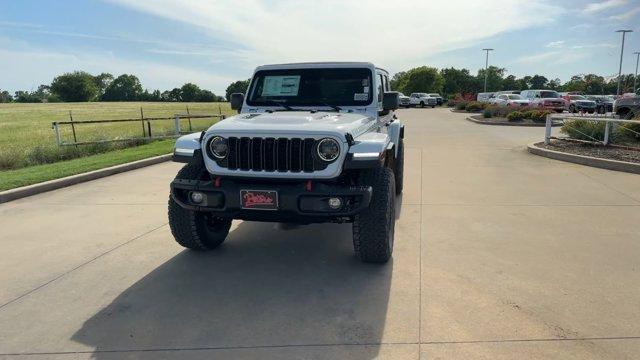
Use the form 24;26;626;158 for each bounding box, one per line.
0;38;236;93
545;40;565;48
571;43;616;49
511;50;589;66
583;0;627;14
607;6;640;20
105;0;563;74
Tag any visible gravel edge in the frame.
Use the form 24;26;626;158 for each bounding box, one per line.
0;154;172;204
527;142;640;175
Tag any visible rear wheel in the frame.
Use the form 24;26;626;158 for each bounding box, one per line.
352;167;396;263
168;161;232;250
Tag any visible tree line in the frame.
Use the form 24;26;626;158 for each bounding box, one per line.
391;66;638;98
0;71;225;103
1;67;637;104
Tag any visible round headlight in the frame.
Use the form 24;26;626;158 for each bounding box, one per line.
317;138;340;162
208;136;228;159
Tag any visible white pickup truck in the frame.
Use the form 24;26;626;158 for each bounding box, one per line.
409;93;437;108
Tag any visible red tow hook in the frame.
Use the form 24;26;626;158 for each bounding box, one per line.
305;180;313;192
214;177;221;188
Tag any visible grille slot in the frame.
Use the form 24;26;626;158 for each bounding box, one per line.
219;137;327;173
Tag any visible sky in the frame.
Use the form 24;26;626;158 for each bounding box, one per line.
1;0;639;95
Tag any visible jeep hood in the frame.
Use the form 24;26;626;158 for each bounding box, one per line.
207;111;374;138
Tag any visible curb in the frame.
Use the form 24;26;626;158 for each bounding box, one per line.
0;154;173;204
527;142;640;175
466;116;558;127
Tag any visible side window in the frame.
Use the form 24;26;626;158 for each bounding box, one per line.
383;75;390;92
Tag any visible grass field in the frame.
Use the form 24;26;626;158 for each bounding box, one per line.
0;102;234;191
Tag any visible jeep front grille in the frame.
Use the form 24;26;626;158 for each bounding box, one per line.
219;137;328;173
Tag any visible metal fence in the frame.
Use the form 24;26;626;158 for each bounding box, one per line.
52;113;225;146
545;114;640;148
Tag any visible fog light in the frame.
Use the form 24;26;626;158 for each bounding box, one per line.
190;191;205;204
328;197;342;209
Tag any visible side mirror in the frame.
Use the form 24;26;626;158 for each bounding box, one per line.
230;93;244;111
383;91;400;111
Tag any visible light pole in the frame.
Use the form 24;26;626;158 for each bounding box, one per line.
634;51;640;94
615;30;632;96
482;48;494;92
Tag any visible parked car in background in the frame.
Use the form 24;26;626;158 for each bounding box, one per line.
584;95;614;114
562;94;597;113
398;92;410;107
409;93;437;108
614;95;640;119
489;93;530;107
520;89;565;113
477;92;496;103
428;93;443;106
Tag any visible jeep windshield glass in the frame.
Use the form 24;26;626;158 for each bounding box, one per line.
540;91;560;98
246;68;373;107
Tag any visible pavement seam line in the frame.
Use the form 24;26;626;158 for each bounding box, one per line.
575;169;640;204
0;223;168;311
4;337;640;356
418;147;423;360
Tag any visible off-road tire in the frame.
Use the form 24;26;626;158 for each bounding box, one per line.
168;161;232;250
420;101;425;108
394;139;404;195
352;167;396;263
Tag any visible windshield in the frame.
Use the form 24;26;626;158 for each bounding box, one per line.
570;95;586;100
507;95;522;99
246;68;373;107
540;91;560;98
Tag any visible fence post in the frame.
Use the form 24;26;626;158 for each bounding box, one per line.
140;107;146;137
53;122;62;146
604;121;611;145
174;115;181;135
545;114;552;145
186;106;193;131
69;110;78;146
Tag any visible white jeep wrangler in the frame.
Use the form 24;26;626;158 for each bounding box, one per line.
169;62;404;263
409;93;437;108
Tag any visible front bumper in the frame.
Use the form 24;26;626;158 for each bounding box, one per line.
171;178;372;223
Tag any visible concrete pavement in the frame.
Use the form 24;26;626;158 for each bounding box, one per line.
1;108;639;359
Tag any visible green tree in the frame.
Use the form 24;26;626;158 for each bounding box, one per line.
94;73;114;97
397;66;444;94
501;75;517;91
529;75;548;89
196;89;217;102
180;83;201;102
225;79;250;101
515;75;532;90
440;67;475;96
50;71;99;102
476;66;505;92
102;74;143;101
0;90;13;103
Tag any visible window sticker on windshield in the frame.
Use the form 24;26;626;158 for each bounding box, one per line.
262;76;301;97
363;86;369;93
354;93;368;101
362;79;369;87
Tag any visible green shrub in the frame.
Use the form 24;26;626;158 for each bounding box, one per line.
507;111;524;122
530;110;551;123
618;122;640;142
455;101;468;110
482;109;493;118
561;120;614;142
465;101;485;112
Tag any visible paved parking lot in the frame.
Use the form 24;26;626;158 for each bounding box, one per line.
1;108;639;359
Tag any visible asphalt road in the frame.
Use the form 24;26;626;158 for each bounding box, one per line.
1;108;639;359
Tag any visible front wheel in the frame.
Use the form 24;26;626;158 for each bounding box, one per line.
420;101;425;108
394;139;404;195
352;167;396;263
168;162;232;250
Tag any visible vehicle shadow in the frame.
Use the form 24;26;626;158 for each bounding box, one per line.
71;220;393;359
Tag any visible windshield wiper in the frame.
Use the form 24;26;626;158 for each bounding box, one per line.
317;101;342;112
263;101;297;112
